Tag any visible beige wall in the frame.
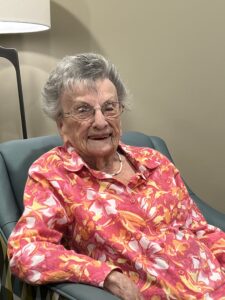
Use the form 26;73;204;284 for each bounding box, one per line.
0;0;225;212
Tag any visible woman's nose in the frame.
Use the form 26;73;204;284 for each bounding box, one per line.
92;108;108;129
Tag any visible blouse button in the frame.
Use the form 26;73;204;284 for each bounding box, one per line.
130;197;136;203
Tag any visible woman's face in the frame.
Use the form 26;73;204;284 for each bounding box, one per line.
57;78;122;162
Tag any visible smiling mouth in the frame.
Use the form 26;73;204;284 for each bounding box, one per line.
88;134;112;140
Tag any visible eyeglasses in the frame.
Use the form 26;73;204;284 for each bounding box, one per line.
62;101;124;121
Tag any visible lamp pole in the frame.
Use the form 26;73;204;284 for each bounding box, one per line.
0;0;51;139
0;46;27;139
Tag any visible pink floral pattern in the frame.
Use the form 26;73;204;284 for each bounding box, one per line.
8;143;225;299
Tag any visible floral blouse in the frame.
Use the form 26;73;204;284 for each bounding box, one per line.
8;143;225;299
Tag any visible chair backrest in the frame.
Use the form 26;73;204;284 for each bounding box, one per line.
0;135;62;239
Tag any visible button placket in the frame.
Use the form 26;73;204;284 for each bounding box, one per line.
126;186;137;204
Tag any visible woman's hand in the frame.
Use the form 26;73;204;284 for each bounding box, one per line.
104;270;144;300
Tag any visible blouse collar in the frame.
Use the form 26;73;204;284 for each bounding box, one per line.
60;141;162;177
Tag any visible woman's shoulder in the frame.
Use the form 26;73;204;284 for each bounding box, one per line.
28;145;66;174
120;143;176;173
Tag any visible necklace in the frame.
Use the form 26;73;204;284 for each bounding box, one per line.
110;151;123;176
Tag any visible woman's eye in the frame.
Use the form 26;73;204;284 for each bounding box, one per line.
76;106;91;113
104;103;115;111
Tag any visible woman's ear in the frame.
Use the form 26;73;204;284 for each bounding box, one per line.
56;117;63;131
56;118;65;140
56;118;69;143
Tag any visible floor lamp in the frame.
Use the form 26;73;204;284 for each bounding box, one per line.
0;0;51;139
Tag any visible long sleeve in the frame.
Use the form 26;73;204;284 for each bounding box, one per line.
174;170;225;270
7;173;118;286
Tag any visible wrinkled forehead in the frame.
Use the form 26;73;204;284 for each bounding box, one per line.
60;78;118;105
62;79;104;98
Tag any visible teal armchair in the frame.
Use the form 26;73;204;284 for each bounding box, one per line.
0;131;224;299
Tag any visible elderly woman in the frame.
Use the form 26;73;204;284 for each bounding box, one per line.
8;53;225;300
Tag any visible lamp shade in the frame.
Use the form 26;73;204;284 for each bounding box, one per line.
0;0;51;33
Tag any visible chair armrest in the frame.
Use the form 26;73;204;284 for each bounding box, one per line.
0;233;119;300
49;282;119;300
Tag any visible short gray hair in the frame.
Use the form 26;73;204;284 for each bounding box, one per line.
41;53;128;120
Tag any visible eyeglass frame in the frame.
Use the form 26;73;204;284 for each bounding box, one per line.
61;101;124;122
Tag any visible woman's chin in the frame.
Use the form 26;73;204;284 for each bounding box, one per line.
86;138;116;157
